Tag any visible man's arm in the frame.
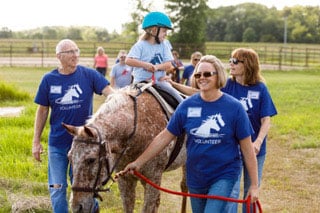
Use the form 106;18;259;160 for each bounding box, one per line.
101;85;114;97
32;105;49;162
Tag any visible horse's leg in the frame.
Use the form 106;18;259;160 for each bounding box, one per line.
140;174;162;213
180;165;188;213
118;176;137;213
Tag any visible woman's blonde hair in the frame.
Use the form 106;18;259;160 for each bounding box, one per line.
191;55;227;89
96;46;105;55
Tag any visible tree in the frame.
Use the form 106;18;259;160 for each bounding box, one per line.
66;28;82;40
287;6;320;43
0;27;13;38
206;6;234;41
165;0;208;56
243;27;257;42
122;0;153;43
42;27;58;40
94;28;110;42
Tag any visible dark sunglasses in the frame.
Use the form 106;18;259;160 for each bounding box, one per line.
229;58;244;65
194;71;217;79
193;58;200;61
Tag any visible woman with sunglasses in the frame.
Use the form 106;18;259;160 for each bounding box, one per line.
116;55;259;213
224;48;277;213
170;49;277;212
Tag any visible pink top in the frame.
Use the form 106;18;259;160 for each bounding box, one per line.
94;54;108;68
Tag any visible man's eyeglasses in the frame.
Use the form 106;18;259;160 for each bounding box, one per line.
193;58;200;62
194;71;217;79
229;58;244;65
59;49;80;56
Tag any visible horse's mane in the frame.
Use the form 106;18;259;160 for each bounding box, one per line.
87;88;137;123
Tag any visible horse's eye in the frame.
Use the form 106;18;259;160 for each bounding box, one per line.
86;158;96;165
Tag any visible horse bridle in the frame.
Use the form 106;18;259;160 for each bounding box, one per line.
71;94;138;201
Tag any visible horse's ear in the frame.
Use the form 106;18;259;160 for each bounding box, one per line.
84;126;97;138
62;122;78;136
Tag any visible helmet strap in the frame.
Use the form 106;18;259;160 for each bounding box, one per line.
146;27;161;44
155;27;161;44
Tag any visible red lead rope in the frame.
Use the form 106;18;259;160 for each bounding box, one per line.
133;170;262;213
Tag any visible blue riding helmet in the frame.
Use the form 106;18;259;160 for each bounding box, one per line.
142;11;172;30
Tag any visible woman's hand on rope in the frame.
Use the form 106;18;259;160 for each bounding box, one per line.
246;185;259;203
115;161;140;180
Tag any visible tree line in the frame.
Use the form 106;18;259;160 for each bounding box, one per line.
0;1;319;44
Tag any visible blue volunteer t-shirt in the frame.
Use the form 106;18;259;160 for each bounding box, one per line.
182;64;195;86
167;93;253;189
222;79;277;156
34;65;109;149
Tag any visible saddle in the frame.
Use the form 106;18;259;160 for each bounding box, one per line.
133;81;187;170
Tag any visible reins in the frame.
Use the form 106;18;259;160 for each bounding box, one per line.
133;170;263;213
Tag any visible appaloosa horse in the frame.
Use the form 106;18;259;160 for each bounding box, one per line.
64;85;187;213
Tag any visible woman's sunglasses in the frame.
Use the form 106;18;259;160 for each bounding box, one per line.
229;58;244;65
194;71;217;79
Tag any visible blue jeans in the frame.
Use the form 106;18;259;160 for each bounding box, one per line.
48;145;72;213
188;178;236;213
243;154;265;213
156;81;184;103
225;155;266;213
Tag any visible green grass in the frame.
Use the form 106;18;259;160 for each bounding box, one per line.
0;66;319;212
263;70;320;148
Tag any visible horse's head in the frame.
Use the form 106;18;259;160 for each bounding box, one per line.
63;123;112;213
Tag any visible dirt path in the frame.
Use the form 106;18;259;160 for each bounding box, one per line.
0;106;25;117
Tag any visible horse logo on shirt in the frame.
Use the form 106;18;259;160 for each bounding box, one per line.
191;113;225;138
56;84;83;105
239;97;253;111
150;53;163;65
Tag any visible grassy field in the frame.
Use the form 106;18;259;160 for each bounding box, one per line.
0;66;319;212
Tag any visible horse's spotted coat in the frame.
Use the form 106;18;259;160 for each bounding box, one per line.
65;88;187;213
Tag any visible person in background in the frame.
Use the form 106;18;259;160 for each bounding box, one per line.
93;46;108;76
116;55;259;213
125;11;184;104
167;50;184;83
181;51;202;86
170;49;277;213
110;50;133;89
32;39;114;213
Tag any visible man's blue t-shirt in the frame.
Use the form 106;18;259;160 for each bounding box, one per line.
182;64;195;85
167;93;253;188
34;65;109;149
222;79;277;156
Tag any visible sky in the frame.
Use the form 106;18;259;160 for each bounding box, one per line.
1;0;319;33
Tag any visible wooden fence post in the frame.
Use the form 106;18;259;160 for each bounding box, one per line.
278;47;282;71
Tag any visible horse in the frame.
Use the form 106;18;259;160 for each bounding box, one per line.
63;85;187;213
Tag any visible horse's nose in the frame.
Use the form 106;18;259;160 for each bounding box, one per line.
72;204;83;213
